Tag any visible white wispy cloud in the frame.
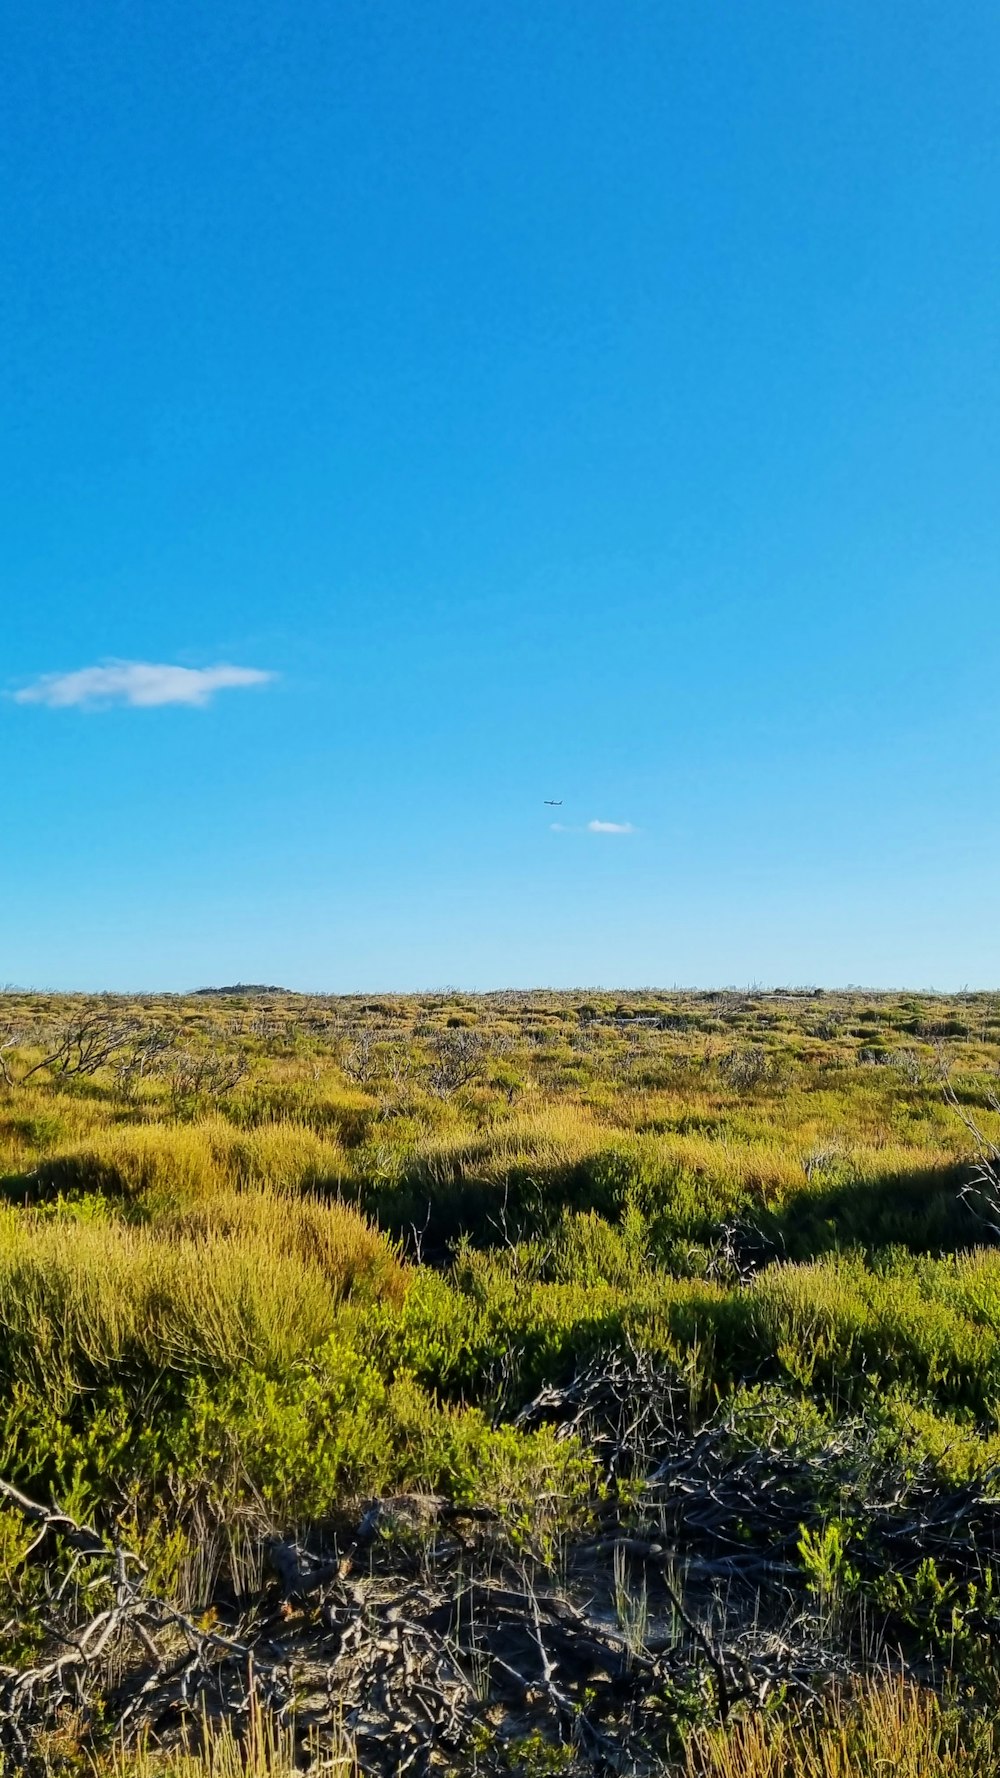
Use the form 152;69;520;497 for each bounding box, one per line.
14;661;275;709
550;818;637;835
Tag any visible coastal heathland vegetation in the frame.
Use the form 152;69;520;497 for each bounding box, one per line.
1;987;999;1774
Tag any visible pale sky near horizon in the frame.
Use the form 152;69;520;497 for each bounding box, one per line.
3;2;1000;992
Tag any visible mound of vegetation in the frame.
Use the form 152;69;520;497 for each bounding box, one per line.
192;985;291;997
0;987;998;1773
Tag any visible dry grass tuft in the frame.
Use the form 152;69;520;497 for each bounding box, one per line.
686;1678;997;1778
104;1708;354;1777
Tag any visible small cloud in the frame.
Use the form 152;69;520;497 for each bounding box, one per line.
14;660;275;709
549;822;568;832
587;819;635;834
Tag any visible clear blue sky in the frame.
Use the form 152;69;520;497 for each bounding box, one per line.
3;1;999;991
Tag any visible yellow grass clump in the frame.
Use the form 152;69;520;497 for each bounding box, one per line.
686;1678;997;1777
0;1193;403;1378
103;1709;354;1778
32;1118;349;1210
165;1187;405;1302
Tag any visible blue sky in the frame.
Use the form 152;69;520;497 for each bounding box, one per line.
3;1;999;990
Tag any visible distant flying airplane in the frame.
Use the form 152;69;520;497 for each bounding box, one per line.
544;800;563;806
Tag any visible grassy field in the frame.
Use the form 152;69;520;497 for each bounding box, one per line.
1;986;1000;1774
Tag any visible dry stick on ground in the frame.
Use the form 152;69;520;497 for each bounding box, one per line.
0;1472;802;1771
6;1405;979;1774
0;1479;295;1765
